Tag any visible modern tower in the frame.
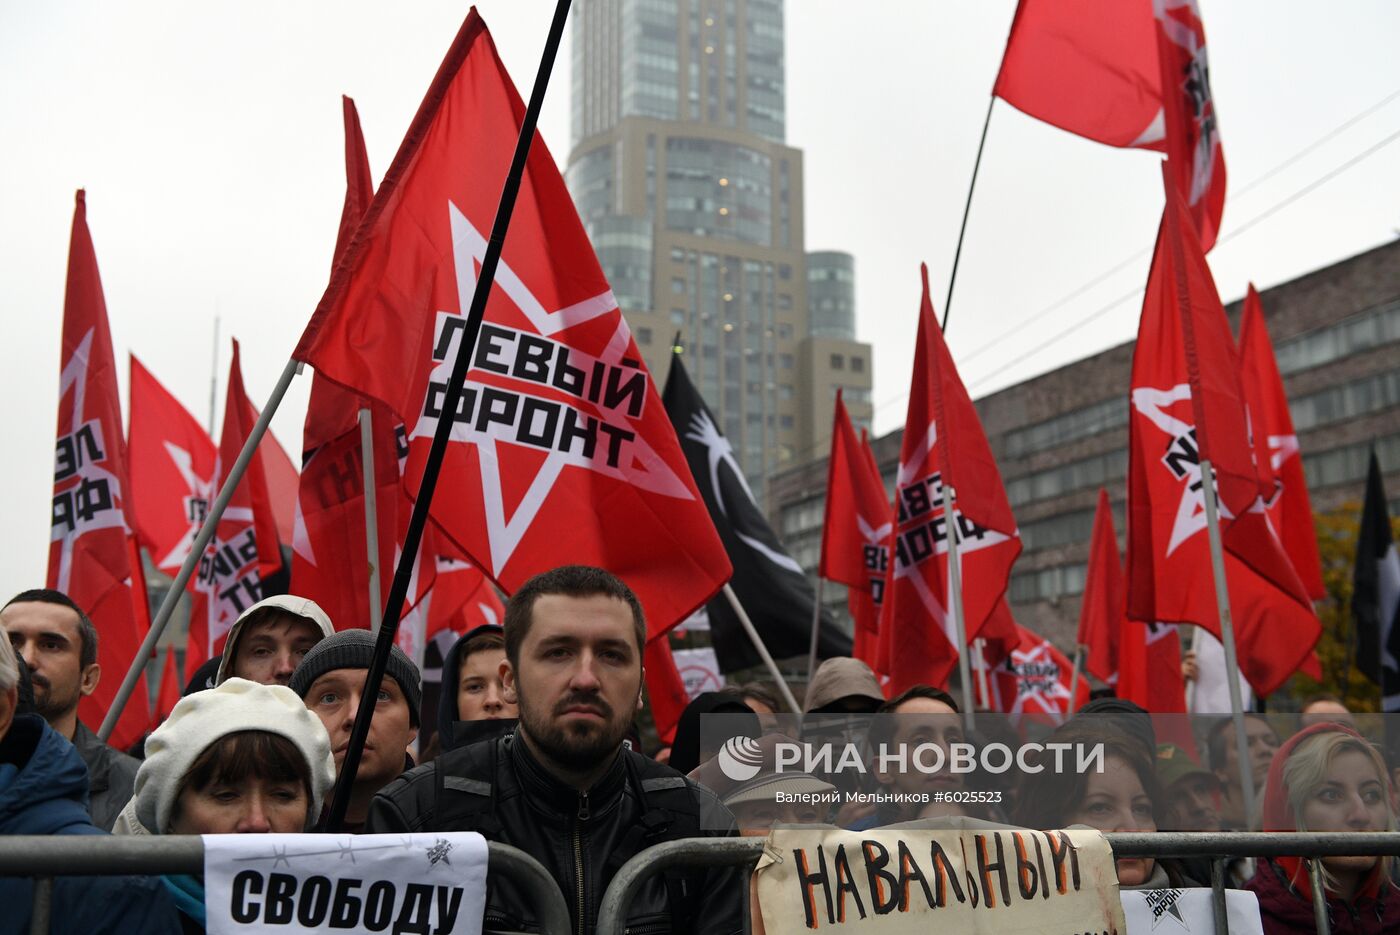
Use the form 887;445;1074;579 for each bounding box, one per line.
566;0;873;499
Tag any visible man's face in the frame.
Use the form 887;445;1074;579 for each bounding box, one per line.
232;613;322;686
304;668;417;787
504;593;642;771
2;601;95;723
877;696;964;795
1165;774;1223;831
457;648;516;721
1219;717;1279;792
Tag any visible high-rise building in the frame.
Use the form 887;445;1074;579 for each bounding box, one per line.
566;0;873;499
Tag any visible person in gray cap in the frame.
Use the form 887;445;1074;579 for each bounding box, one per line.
215;594;335;687
290;629;421;832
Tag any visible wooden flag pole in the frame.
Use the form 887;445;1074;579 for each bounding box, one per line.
940;96;995;333
98;357;302;742
941;480;976;732
325;0;575;831
721;583;802;715
803;575;825;710
1068;644;1085;714
359;408;383;632
1199;458;1257;824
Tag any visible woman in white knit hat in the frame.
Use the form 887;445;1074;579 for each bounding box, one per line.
130;678;335;932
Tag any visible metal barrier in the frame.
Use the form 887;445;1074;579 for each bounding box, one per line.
0;835;573;935
595;831;1400;935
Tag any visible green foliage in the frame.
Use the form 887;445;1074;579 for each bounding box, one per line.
1282;502;1400;711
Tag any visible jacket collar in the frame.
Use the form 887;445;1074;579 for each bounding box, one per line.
508;730;628;816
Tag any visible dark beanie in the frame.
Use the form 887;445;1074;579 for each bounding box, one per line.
289;629;423;727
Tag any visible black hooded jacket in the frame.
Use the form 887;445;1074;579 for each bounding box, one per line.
435;625;518;753
365;730;744;935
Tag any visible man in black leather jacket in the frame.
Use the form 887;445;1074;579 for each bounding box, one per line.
366;566;744;935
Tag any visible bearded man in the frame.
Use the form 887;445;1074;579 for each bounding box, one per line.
367;566;741;935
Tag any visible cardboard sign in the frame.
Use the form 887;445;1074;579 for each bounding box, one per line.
204;833;488;935
673;646;725;698
755;827;1126;934
1122;888;1263;934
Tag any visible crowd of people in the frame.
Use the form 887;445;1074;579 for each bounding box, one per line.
1;571;1398;934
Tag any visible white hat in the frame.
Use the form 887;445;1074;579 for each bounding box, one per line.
135;677;335;834
215;594;335;685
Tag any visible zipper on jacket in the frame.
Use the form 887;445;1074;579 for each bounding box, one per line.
573;791;589;935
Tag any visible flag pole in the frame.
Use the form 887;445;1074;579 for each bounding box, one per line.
324;0;575;831
1068;645;1084;714
803;576;824;709
973;637;990;706
721;583;802;715
1184;623;1202;713
98;357;301;741
940;96;995;333
358;408;383;632
1199;458;1257;824
207;314;220;434
941;480;976;731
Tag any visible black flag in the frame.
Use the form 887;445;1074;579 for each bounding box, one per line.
1353;450;1400;711
661;350;852;672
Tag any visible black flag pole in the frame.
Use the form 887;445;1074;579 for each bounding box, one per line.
940;95;995;333
325;0;574;831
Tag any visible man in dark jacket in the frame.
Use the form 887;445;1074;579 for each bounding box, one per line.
2;588;139;830
0;627;180;933
367;566;743;935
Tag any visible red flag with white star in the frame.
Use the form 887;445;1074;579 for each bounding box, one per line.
877;266;1022;693
1238;284;1326;600
976;623;1087;723
187;340;281;667
1077;488;1123;684
821;392;891;666
1154;0;1227;251
293;11;730;636
47;190;151;747
1126;165;1318;694
128;354;217;576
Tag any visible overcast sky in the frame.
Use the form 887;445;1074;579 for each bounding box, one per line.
3;1;1398;594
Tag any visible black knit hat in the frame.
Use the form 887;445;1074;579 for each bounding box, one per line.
289;629;423;727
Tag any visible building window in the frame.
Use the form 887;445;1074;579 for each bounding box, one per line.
637;327;653;345
780;414;794;429
779;353;795;369
777;323;793;339
670;308;685;324
851;357;865;373
779;384;794;400
671;277;686;294
777;294;792;310
830;354;845;370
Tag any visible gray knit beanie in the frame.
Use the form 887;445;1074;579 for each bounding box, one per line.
289;629;423;727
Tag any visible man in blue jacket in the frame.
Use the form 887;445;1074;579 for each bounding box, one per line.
0;633;180;934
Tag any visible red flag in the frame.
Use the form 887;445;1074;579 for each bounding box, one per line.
1077;488;1123;684
1238;284;1326;599
1126;165;1319;694
156;647;181;721
645;637;690;745
1117;621;1188;714
976;623;1087;723
878;266;1022;694
188;340;280;667
1154;0;1227;251
291;94;403;633
821;393;892;665
994;0;1165;151
994;1;1225;250
47;190;151;747
293;11;730;637
128;355;217;575
253;419;299;548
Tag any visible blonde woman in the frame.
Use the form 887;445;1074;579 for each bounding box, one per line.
1245;722;1400;934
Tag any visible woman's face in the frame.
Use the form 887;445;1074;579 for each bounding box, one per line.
1065;755;1157;886
1300;749;1390;876
169;774;310;835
